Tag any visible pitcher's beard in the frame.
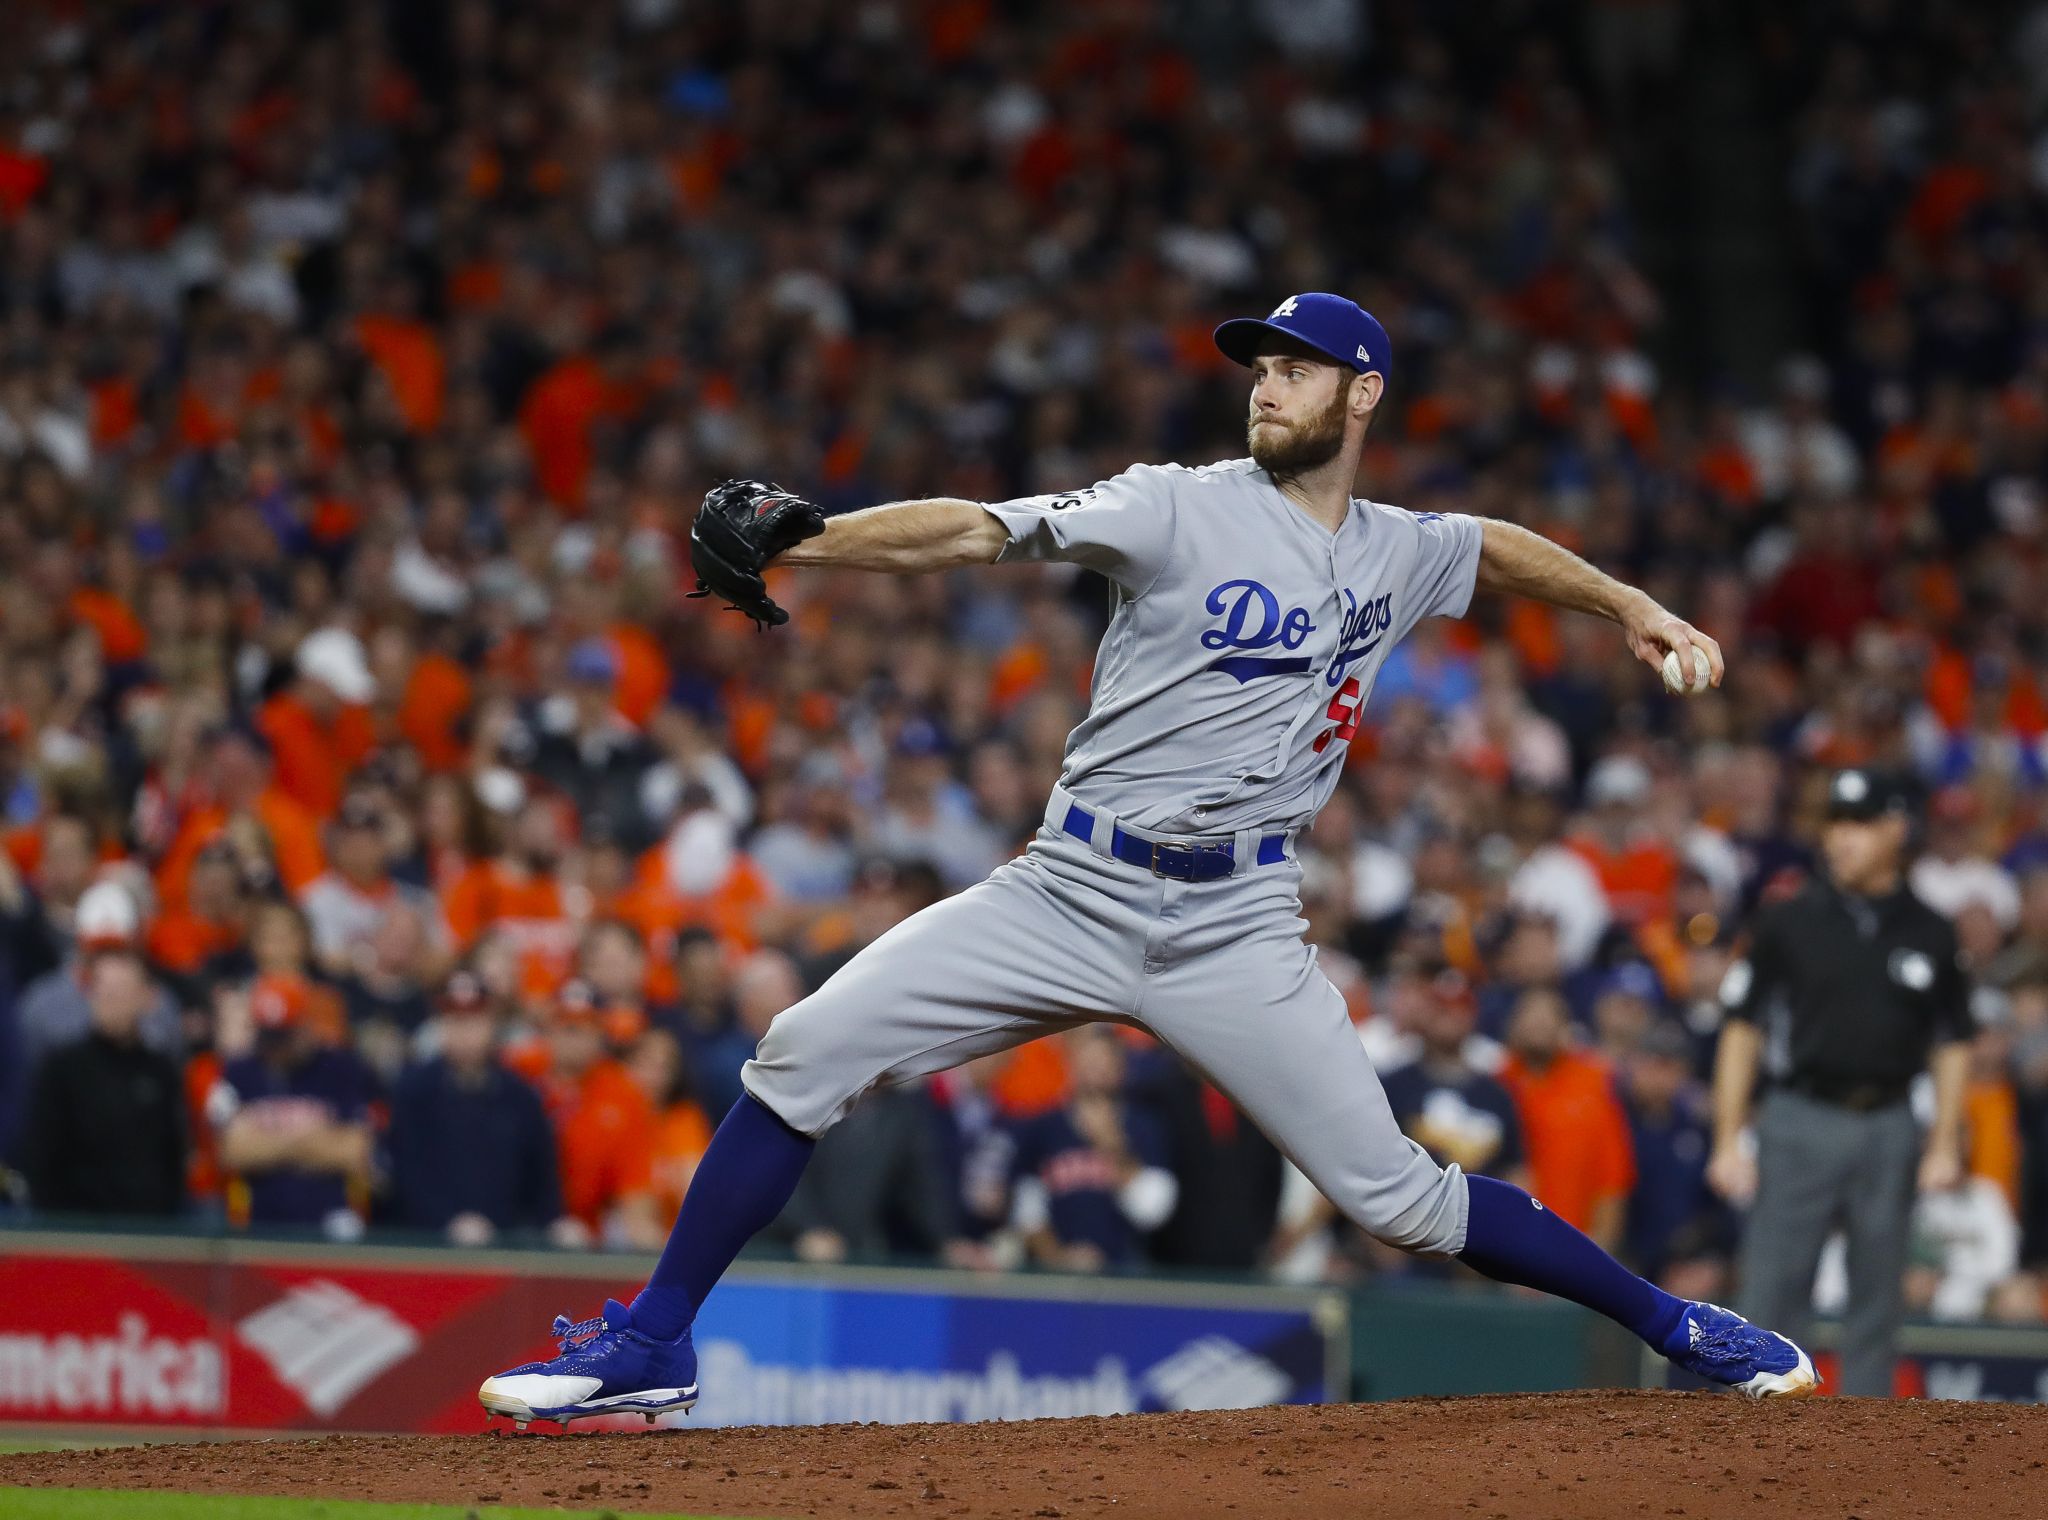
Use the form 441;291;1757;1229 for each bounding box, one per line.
1247;387;1350;476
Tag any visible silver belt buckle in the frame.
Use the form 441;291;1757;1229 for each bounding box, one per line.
1149;839;1203;878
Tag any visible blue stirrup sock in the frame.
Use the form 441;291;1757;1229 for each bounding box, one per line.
1457;1173;1687;1352
629;1093;816;1340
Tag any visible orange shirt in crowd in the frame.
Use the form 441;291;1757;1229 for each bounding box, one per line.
1498;1050;1636;1235
442;859;577;961
0;144;48;218
156;791;326;909
628;847;773;954
396;652;473;771
989;1039;1071;1116
257;691;377;818
519;356;637;508
69;587;149;664
511;1051;657;1228
1567;835;1678;926
608;623;671;729
1967;1078;2023;1212
146;907;244;974
354;313;446;434
647;1100;714;1222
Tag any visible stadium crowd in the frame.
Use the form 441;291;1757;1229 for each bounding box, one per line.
4;0;2048;1327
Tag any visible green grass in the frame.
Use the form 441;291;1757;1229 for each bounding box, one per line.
0;1493;736;1520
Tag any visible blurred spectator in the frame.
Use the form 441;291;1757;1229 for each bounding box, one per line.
442;795;577;966
628;1026;712;1225
1009;1028;1178;1272
145;838;249;1005
0;812;101;993
871;722;1005;889
1912;788;2022;932
301;793;446;982
510;980;662;1249
1903;1178;2029;1323
1591;961;1663;1065
795;858;947;991
17;879;182;1077
578;918;658;1034
202;899;341;1040
1499;987;1635;1249
1382;970;1526;1186
21;948;186;1219
387;972;564;1245
929;1053;1023;1262
1140;1059;1285;1273
770;1086;962;1265
336;898;440;1064
694;946;803;1121
259;628;378;819
667;927;737;1078
1618;1021;1729;1296
1568;756;1677;929
639;708;755;839
533;639;659;847
750;770;861;904
1354;954;1434;1070
157;726;325;906
210;973;376;1237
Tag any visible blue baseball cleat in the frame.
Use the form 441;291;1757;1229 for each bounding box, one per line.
478;1298;698;1430
1664;1300;1818;1399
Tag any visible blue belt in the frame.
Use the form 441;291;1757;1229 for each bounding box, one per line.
1060;802;1288;882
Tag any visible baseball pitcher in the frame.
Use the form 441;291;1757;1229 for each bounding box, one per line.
480;293;1816;1428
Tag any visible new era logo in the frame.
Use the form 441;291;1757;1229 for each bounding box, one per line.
236;1280;420;1416
1356;345;1371;365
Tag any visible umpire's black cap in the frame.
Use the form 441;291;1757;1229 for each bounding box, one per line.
1824;767;1915;823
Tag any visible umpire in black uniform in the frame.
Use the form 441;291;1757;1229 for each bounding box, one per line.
1707;767;1973;1397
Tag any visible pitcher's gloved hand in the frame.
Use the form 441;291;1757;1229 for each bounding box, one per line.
686;478;826;628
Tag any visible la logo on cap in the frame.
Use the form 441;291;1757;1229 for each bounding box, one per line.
1271;296;1298;318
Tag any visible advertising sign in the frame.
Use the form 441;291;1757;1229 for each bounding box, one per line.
0;1232;1346;1435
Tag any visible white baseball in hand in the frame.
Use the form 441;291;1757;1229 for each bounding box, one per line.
1661;646;1711;696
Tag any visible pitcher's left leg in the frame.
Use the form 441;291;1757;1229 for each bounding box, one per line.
1141;912;1466;1254
1144;880;1814;1398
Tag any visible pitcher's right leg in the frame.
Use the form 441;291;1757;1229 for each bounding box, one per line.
479;830;1158;1427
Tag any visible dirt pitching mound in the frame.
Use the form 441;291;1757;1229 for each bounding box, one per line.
4;1389;2044;1519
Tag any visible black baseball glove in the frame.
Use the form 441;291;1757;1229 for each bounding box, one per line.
686;478;827;629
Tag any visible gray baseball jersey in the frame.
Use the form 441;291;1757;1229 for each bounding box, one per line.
983;458;1482;832
742;458;1484;1258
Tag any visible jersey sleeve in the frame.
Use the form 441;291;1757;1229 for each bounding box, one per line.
1405;510;1484;623
983;465;1176;595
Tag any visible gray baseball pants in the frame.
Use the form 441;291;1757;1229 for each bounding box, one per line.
743;784;1469;1255
1738;1089;1918;1397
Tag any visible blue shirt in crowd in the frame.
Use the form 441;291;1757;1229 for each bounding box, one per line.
215;1047;376;1227
386;1057;561;1234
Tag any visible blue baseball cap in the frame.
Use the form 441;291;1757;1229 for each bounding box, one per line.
1214;293;1392;382
566;637;619;685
